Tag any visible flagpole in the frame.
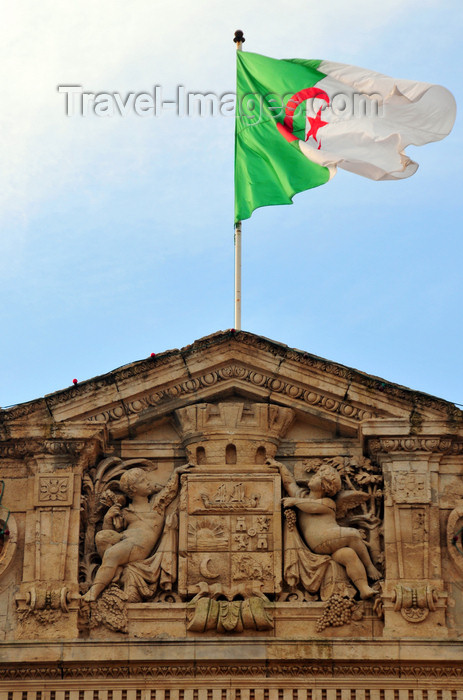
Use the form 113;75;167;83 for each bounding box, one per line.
233;30;245;331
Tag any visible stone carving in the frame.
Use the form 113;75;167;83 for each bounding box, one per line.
35;474;73;506
188;518;229;551
447;499;463;575
80;584;128;633
1;659;463;682
0;439;88;458
232;554;273;583
17;586;71;625
86;366;374;425
392;471;431;504
270;456;383;603
316;594;364;631
178;471;281;632
82;463;191;603
187;594;273;632
79;456;193;633
0;510;17;579
175;402;295;466
368;437;463;455
200;483;260;511
179;473;281;601
392;584;437;623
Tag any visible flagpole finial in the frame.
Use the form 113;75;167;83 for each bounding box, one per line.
233;30;245;48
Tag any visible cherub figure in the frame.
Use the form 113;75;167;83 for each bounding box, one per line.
268;458;381;599
82;464;192;602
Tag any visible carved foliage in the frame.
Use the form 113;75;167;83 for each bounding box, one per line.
280;455;384;609
187;595;273;633
298;455;384;566
79;456;155;593
80;584;128;633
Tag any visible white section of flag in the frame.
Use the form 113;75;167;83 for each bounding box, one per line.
298;63;456;181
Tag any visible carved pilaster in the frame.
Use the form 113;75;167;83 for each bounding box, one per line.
365;431;449;637
14;437;100;639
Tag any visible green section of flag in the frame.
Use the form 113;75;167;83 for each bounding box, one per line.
234;51;331;223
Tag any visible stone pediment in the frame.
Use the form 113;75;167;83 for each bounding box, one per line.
1;331;460;445
1;328;463;689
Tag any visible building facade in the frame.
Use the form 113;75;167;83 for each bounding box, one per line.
0;331;462;699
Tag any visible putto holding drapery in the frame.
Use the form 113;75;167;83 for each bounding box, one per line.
267;456;384;605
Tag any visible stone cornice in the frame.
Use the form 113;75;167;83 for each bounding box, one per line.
0;660;462;682
368;436;463;455
1;331;460;426
0;434;104;460
0;439;88;459
85;362;377;427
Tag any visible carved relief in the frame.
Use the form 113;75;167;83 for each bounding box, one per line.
368;437;463;455
187;595;273;632
0;511;17;580
177;472;281;631
77;443;387;635
175;402;294;465
80;584;128;633
35;474;73;506
271;456;384;615
17;586;71;625
316;594;364;631
447;499;463;576
190;479;271;514
187;518;229;551
0;439;88;459
392;471;431;504
79;457;191;630
199;483;260;511
392;584;437;623
85;367;374;426
231;554;273;582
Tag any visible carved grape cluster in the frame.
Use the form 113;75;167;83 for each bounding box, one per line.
284;508;297;531
316;594;355;631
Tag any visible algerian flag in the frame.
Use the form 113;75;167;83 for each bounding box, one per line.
234;51;456;223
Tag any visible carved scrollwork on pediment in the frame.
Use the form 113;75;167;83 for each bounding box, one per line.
85;366;376;426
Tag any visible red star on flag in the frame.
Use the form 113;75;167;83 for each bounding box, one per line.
306;107;328;145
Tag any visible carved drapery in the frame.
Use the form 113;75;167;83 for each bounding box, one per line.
75;403;389;635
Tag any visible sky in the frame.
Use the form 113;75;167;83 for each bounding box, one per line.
1;0;462;410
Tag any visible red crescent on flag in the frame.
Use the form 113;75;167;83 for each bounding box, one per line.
277;87;330;143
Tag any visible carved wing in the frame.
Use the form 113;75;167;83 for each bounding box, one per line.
335;489;369;519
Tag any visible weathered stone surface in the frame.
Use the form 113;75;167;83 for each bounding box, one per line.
0;330;462;694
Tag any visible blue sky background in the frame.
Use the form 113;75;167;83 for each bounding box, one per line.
1;0;462;409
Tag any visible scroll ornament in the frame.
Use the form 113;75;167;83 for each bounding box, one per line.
392;584;437;623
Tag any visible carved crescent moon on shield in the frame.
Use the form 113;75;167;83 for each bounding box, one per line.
199;555;220;579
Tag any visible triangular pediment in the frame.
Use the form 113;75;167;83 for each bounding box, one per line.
1;331;460;447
